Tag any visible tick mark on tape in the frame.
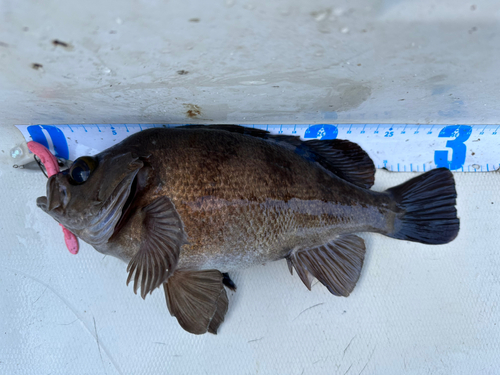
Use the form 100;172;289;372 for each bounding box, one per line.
16;124;500;173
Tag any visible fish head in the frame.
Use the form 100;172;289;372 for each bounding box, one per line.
36;150;145;246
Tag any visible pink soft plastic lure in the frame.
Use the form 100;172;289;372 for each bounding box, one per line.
27;141;79;255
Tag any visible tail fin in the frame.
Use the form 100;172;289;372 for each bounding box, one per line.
386;168;459;244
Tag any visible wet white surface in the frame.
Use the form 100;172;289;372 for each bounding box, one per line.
1;0;500;125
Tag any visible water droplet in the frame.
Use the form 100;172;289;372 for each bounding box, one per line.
472;164;480;169
115;17;123;25
340;27;349;34
10;146;23;159
102;67;111;74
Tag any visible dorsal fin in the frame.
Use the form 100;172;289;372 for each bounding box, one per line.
301;139;375;189
177;125;375;189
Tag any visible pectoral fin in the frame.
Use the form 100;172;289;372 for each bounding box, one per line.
164;270;229;335
126;197;187;299
286;234;366;297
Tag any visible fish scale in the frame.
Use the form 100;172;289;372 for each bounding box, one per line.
15;123;500;172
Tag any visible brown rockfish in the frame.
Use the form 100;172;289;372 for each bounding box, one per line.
36;125;459;334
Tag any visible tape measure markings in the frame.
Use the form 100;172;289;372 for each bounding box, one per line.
15;124;500;172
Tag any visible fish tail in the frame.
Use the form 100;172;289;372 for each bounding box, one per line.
385;168;459;244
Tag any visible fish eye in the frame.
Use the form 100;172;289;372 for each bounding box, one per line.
69;156;98;184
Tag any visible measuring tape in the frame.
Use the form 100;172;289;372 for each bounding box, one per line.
13;124;500;172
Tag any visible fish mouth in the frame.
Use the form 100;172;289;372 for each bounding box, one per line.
36;196;48;212
37;174;70;214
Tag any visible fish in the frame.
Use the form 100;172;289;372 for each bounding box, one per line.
36;125;460;334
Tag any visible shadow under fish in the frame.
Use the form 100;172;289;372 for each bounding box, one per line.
36;125;459;334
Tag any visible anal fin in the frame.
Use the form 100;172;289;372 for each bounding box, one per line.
164;270;229;335
287;234;366;297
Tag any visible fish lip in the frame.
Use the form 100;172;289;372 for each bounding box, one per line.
44;174;71;212
36;196;48;212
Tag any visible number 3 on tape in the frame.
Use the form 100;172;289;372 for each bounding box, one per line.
434;125;473;170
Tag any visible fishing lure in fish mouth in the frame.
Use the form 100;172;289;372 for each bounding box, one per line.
36;125;459;334
28;141;79;255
